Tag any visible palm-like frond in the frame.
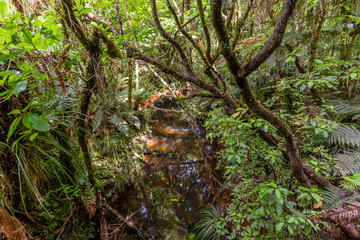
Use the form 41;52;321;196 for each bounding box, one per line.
353;114;360;120
334;150;360;176
192;205;222;240
332;98;360;120
313;124;360;149
342;173;360;190
321;148;360;211
328;125;360;148
315;201;360;225
321;186;349;209
93;106;106;132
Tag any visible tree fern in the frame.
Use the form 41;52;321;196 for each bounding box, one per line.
321;150;360;209
321;186;349;209
342;173;360;190
331;98;360;121
335;150;360;176
328;125;360;148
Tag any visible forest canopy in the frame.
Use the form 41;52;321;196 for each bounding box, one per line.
1;0;360;239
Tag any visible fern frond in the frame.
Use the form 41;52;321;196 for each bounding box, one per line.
353;114;360;120
328;125;360;147
192;205;222;240
332;98;360;116
321;186;348;209
342;173;360;190
110;114;129;136
319;201;360;224
335;150;360;176
93;106;106;132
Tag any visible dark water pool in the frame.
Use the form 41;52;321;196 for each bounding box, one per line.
124;111;216;239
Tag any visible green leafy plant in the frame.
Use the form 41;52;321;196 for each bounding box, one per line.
192;205;225;240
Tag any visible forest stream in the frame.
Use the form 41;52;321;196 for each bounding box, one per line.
118;110;218;239
2;0;360;238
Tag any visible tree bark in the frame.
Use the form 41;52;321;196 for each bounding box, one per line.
61;0;101;207
211;0;312;188
307;0;325;102
95;0;330;188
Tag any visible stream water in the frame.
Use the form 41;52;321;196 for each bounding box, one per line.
120;110;216;239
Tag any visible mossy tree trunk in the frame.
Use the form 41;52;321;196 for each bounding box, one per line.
79;0;331;189
210;0;313;188
61;0;101;207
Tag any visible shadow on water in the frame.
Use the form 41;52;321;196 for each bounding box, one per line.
122;111;216;239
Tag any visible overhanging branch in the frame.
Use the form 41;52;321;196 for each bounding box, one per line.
150;0;193;75
243;0;298;77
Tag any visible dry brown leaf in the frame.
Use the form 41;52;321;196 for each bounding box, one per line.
85;200;97;219
0;206;28;240
100;214;108;240
30;0;41;12
139;90;182;109
314;200;322;209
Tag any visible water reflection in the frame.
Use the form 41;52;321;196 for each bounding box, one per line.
128;112;214;238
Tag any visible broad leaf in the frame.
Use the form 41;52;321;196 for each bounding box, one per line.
28;114;50;131
7;117;22;142
13;80;27;97
0;1;7;16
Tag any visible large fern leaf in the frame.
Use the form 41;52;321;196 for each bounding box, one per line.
321;186;349;209
322;150;360;209
331;98;360;120
328;125;360;147
110;114;129;136
342;173;360;190
335;150;360;176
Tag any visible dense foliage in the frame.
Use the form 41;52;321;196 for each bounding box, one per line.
1;0;360;239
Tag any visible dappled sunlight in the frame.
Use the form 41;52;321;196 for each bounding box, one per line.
121;112;219;238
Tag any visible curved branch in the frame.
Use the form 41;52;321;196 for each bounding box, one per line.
61;0;94;54
231;0;253;50
156;13;200;60
225;0;236;29
166;0;207;62
166;0;226;90
210;0;244;76
83;13;118;36
197;0;211;60
97;30;123;58
146;64;177;97
178;91;220;100
113;0;124;36
150;0;193;75
211;0;311;188
61;0;101;206
127;46;238;109
243;0;297;77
